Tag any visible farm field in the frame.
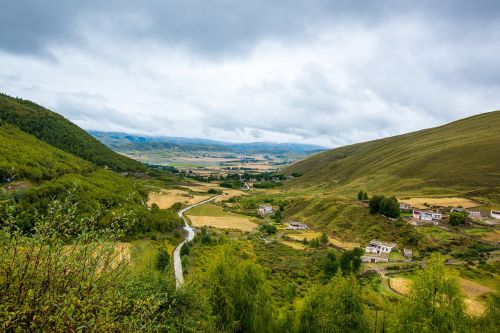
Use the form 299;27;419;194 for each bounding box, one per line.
281;240;306;250
399;197;481;209
147;188;210;209
388;275;493;316
187;203;258;231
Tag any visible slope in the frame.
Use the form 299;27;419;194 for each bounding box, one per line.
0;93;144;172
0;123;95;182
285;111;500;197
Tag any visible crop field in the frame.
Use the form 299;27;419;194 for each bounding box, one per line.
389;277;411;295
401;197;481;209
187;203;258;231
329;237;360;250
286;231;322;241
147;189;210;208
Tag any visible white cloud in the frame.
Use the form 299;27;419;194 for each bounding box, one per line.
0;3;499;148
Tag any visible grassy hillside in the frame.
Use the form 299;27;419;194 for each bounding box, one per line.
0;93;144;172
0;123;94;182
285;111;500;198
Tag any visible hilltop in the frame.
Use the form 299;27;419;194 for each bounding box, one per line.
0;93;144;172
285;111;500;200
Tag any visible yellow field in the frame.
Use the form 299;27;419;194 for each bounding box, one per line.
400;197;480;209
287;231;322;241
214;188;247;203
147;189;209;209
389;277;411;295
281;241;306;250
329;237;360;250
388;276;491;316
481;230;500;242
459;278;493;298
187;215;257;232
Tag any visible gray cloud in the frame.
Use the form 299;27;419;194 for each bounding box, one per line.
0;1;499;146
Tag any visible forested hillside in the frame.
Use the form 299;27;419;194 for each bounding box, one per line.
0;93;144;172
285;111;500;198
0;123;95;182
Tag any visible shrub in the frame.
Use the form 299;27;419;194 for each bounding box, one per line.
155;247;170;272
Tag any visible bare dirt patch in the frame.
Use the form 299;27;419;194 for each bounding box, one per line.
401;197;480;209
481;230;500;242
215;188;247;203
464;299;486;316
187;215;257;232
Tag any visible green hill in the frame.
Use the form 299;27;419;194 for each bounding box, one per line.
0;93;144;172
285;111;500;198
0;123;95;182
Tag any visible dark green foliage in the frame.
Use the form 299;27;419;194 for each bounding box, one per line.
155;247;170;271
369;195;384;214
369;195;400;218
319;233;329;245
449;211;467;226
220;180;244;189
208;188;223;194
0;93;144;172
203;248;274;333
297;274;369;333
380;196;401;218
260;223;277;234
339;248;363;275
181;242;192;256
323;250;339;279
271;210;283;223
357;191;368;200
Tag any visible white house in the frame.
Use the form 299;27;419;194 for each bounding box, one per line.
413;210;441;223
365;240;396;254
287;221;308;230
491;210;500;219
258;205;274;215
468;211;482;219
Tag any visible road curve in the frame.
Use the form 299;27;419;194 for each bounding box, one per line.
174;195;219;288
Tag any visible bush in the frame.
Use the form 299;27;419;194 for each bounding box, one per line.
260;223;277;234
449;211;467;226
155;247;170;272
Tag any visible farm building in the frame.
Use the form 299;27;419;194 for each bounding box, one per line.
491;210;500;219
403;248;413;258
258;205;273;215
365;240;396;254
362;240;396;263
287;221;308;230
413;210;442;223
467;211;482;218
399;202;412;211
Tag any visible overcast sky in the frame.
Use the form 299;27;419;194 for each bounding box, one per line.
1;1;499;147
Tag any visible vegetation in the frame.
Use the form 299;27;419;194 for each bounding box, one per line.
369;195;401;218
0;93;144;171
357;190;369;200
449;210;467;226
285;110;500;199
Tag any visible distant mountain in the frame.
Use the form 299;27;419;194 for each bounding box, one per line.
0;93;144;172
285;110;500;198
88;130;326;155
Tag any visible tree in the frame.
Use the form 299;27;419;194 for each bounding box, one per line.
204;248;274;333
320;232;329;245
340;248;364;275
297;274;369;333
369;195;384;214
395;253;468;333
362;191;369;200
357;191;364;200
323;250;339;279
449;211;467;226
155;247;170;272
380;196;401;218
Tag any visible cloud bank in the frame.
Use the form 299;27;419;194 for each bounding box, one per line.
1;0;499;147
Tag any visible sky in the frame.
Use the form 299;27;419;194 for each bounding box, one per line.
1;1;500;147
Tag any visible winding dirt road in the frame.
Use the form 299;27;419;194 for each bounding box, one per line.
174;195;219;288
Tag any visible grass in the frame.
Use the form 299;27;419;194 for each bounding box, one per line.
284;110;500;203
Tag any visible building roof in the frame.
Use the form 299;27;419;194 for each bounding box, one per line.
368;239;396;248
